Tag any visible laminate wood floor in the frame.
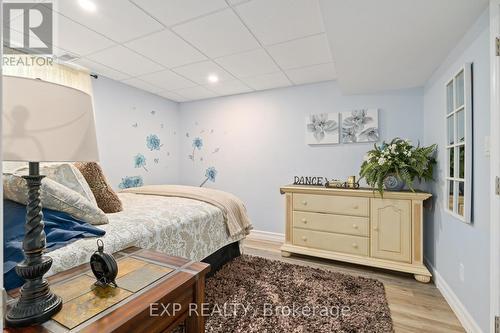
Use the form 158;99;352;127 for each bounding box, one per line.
242;238;465;333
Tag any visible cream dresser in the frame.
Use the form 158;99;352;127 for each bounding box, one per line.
280;185;432;283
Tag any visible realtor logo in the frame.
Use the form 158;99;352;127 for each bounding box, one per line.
3;2;53;54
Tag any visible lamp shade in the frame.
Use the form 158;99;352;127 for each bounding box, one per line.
2;76;99;162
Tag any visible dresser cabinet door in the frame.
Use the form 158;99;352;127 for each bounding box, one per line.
370;198;411;263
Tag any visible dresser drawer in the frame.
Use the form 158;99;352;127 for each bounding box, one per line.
293;211;369;237
293;229;369;256
293;193;369;217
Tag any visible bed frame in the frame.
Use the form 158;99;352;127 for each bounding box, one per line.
202;241;241;277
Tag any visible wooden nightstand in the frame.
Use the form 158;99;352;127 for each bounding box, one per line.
4;247;210;333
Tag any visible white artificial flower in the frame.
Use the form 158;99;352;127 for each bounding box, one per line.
378;157;386;165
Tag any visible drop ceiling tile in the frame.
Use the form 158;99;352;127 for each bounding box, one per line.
215;49;279;78
241;72;291;90
157;90;188;102
137;70;197;90
172;60;234;85
53;14;115;56
48;0;163;43
235;0;324;45
267;34;332;69
125;30;206;68
72;57;131;81
173;9;260;58
285;62;337;84
228;0;250;5
131;0;227;27
204;79;252;95
87;45;164;77
121;77;163;93
174;86;217;100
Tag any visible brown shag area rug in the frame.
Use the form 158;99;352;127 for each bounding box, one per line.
203;255;393;333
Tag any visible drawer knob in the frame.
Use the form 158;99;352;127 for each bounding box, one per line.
352;243;358;249
302;236;307;241
302;200;308;206
352;224;358;229
374;227;379;231
301;218;307;224
353;205;359;209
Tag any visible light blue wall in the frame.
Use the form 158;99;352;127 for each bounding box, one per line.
91;77;180;190
178;81;424;233
423;10;490;331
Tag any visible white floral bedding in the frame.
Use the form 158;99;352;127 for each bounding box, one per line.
47;193;243;276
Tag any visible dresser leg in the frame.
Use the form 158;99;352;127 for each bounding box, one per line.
414;274;431;283
281;251;291;258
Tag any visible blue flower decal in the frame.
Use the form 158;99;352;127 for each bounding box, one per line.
146;134;163;151
192;137;203;150
190;137;204;162
134;153;148;171
206;167;217;181
119;176;144;189
200;167;217;187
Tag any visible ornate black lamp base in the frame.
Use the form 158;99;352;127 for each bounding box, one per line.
5;162;62;327
5;255;62;327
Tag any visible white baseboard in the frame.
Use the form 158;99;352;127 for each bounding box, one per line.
424;258;483;333
247;230;285;243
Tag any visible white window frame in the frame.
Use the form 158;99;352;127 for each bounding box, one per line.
444;63;473;223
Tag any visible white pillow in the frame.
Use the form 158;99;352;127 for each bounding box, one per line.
3;174;108;225
12;163;97;207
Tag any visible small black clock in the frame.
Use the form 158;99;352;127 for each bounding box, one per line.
90;239;118;288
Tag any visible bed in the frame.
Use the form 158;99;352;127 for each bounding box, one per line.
46;192;246;277
4;163;251;288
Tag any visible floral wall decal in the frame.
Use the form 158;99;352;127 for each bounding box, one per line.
118;175;144;189
134;153;148;171
189;137;203;161
306;113;339;144
146;134;163;151
92;77;180;190
199;167;217;187
184;122;221;187
341;109;379;143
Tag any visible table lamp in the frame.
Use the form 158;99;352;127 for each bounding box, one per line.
2;75;99;327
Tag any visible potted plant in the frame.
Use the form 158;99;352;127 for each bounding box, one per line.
359;138;437;195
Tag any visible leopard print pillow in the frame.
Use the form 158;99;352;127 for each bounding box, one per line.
74;162;123;214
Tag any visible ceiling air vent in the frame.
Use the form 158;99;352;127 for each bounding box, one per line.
57;53;79;62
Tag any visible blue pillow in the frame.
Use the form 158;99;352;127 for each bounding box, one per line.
4;200;106;290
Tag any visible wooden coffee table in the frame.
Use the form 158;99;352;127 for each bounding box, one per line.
4;247;210;333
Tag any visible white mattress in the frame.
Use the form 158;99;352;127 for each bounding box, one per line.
47;193;242;276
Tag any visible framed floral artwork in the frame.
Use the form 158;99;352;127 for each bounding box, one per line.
341;109;379;143
306;113;340;145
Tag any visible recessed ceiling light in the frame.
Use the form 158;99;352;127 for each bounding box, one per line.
207;74;219;83
79;0;97;12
